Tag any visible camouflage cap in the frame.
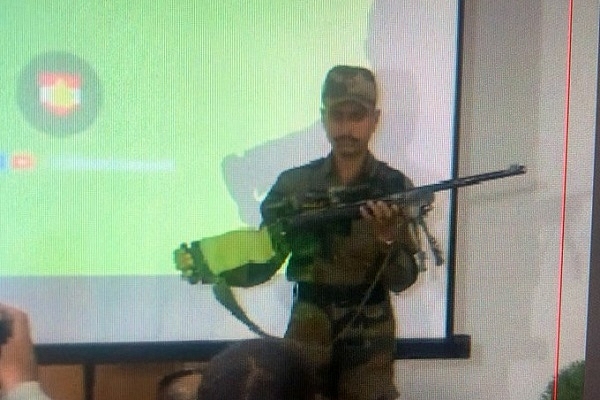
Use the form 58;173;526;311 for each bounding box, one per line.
321;65;377;110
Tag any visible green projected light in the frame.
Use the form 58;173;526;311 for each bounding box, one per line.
0;1;372;276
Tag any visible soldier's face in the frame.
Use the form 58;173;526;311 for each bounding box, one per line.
322;101;380;158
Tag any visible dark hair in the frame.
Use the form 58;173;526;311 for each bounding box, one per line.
197;339;319;400
157;366;205;400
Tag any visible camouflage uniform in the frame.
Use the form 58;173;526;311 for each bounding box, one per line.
261;153;420;400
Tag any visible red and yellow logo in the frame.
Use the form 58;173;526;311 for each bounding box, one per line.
38;72;82;117
18;52;102;136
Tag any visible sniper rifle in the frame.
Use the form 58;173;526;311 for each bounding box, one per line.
264;164;527;266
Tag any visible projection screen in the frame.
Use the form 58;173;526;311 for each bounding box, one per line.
0;0;462;360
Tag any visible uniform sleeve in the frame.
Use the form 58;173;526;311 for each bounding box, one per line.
379;170;422;293
378;221;420;293
381;244;420;293
379;170;422;255
260;172;293;225
2;382;52;400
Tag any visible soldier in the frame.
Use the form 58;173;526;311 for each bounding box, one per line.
260;65;421;400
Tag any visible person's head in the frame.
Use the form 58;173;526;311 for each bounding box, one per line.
157;366;205;400
197;339;321;400
320;65;380;159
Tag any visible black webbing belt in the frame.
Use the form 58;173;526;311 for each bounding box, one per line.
294;282;387;307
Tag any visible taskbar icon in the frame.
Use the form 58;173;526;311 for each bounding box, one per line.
0;152;37;172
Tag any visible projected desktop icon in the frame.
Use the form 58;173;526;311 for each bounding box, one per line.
38;72;81;117
17;52;102;136
0;152;36;172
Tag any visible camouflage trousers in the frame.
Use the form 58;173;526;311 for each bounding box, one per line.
285;283;399;400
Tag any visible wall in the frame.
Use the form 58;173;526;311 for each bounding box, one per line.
39;363;189;400
396;0;598;399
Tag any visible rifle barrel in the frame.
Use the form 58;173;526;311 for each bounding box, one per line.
284;164;526;230
415;164;526;194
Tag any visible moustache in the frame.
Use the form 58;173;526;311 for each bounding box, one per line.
333;136;359;145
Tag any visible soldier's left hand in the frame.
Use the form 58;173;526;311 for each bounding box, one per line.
173;247;194;272
360;200;403;244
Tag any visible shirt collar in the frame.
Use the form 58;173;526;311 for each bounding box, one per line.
319;152;378;186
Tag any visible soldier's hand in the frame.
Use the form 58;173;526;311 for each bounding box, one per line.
360;200;403;244
173;247;194;272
